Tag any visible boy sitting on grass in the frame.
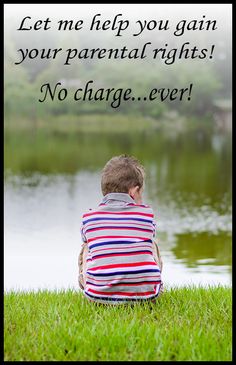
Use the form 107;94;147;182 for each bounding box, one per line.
78;155;163;304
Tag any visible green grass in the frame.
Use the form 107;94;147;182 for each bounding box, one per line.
4;113;210;135
5;114;158;134
4;286;232;361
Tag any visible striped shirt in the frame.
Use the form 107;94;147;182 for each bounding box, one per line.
81;193;162;304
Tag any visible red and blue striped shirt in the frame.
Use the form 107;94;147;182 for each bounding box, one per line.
81;193;162;304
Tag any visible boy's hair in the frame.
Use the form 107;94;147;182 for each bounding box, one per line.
101;155;145;196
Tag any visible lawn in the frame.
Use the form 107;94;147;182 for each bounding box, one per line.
4;286;232;361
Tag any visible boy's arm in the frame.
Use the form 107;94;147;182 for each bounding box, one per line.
78;220;89;289
82;243;88;283
152;239;163;272
78;243;88;289
151;215;163;272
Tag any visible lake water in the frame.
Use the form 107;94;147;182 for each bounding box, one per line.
4;128;232;291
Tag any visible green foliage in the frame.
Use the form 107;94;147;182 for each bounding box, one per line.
160;61;222;115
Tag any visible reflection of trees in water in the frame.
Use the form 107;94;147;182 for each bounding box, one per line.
145;129;231;205
4;128;231;207
172;232;232;268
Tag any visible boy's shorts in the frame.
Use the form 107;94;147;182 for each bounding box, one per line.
78;241;163;294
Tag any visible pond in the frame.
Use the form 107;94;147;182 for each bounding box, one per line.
4;127;232;291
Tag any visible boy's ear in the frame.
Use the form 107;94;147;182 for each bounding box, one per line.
128;186;140;198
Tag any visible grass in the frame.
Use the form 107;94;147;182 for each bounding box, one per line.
4;286;232;361
5;114;158;134
4;112;211;135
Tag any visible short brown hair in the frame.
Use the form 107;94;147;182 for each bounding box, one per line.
101;155;145;196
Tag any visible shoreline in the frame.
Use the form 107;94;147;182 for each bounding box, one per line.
4;282;232;294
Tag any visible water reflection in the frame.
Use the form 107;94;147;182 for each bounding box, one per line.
5;129;232;203
4;172;232;291
172;232;232;268
4;128;232;291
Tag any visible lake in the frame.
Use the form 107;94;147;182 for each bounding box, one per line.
4;126;232;291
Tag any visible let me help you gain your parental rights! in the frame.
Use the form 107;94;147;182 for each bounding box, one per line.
15;13;217;108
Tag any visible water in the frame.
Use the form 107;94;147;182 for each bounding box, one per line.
4;128;232;291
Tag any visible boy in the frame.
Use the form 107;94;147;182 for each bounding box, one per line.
78;155;163;304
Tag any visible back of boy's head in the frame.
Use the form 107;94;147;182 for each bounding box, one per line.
101;154;145;196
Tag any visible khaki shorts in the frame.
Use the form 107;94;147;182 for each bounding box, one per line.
78;240;163;293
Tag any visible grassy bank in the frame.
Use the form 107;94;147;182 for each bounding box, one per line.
4;113;210;134
4;286;232;361
4;114;159;134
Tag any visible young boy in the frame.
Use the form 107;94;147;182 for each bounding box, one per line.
78;155;163;304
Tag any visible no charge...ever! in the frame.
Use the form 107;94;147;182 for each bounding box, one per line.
39;80;192;108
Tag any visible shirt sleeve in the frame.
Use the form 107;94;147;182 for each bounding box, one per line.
152;220;157;238
151;209;157;238
80;221;87;243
